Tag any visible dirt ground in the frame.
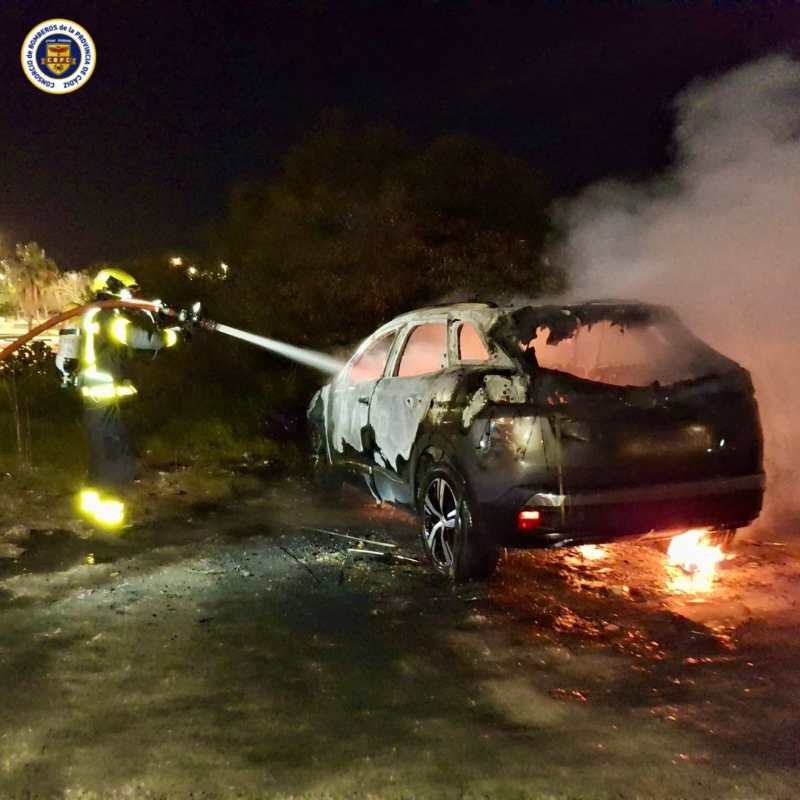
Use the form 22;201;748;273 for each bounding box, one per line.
1;473;799;799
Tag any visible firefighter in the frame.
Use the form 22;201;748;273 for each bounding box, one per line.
76;267;185;529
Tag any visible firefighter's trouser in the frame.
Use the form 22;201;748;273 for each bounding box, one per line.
84;400;136;490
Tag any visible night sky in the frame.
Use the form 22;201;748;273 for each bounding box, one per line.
1;1;797;267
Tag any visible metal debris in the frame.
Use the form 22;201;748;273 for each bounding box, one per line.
301;526;397;549
346;548;421;565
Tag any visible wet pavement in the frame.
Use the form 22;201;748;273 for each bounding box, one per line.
1;477;799;798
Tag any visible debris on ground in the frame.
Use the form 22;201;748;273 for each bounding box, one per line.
0;542;25;559
345;547;421;565
0;477;798;798
549;688;589;703
302;525;399;549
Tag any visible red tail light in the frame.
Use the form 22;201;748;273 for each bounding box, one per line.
517;508;541;531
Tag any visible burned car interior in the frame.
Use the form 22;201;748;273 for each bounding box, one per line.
499;302;739;388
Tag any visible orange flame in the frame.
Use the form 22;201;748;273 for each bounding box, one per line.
666;528;725;593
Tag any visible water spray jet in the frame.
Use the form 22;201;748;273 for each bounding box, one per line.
204;322;343;374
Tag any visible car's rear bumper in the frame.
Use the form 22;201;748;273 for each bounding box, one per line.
483;473;765;548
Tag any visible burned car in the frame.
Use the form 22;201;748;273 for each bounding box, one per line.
307;301;764;580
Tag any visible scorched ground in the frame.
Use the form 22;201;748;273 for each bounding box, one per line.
0;474;798;798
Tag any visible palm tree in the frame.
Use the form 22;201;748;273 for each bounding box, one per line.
47;270;90;310
5;242;59;328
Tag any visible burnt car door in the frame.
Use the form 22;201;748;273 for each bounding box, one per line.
326;329;398;476
368;320;454;504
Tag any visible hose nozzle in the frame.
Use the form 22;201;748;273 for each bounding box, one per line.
178;301;203;326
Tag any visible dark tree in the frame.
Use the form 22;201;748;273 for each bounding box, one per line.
214;116;563;349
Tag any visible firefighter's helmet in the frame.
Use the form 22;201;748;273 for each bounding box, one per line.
91;268;139;299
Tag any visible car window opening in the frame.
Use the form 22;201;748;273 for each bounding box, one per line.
524;319;727;388
398;323;448;377
348;331;395;384
458;323;490;362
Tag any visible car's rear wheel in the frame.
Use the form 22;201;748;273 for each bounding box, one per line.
418;462;498;581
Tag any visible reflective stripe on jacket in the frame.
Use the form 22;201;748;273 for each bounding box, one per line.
78;307;180;403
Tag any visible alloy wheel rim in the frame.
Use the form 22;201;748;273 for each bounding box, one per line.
423;477;459;570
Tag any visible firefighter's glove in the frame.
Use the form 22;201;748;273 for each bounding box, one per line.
173;302;201;340
178;301;202;328
153;300;176;327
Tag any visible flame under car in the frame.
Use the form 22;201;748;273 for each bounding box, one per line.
307;301;764;580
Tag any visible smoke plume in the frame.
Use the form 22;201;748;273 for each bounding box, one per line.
557;55;800;533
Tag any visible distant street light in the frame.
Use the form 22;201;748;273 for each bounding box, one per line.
169;256;183;267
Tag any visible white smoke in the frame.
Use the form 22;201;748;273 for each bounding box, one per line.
557;55;800;533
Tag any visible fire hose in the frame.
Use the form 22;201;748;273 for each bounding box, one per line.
0;299;343;373
0;299;176;363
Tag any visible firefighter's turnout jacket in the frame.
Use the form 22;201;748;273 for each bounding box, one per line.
78;306;180;403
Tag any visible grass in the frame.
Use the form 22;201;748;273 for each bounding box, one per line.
0;349;312;531
0;397;304;533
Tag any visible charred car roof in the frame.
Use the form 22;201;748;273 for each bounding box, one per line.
370;302;503;337
373;299;674;341
491;300;678;345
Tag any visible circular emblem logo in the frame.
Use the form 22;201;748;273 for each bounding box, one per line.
20;19;96;94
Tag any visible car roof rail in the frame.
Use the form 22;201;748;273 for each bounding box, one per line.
579;298;646;306
422;299;498;309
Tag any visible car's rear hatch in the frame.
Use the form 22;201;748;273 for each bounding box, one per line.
536;367;763;491
492;302;764;536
